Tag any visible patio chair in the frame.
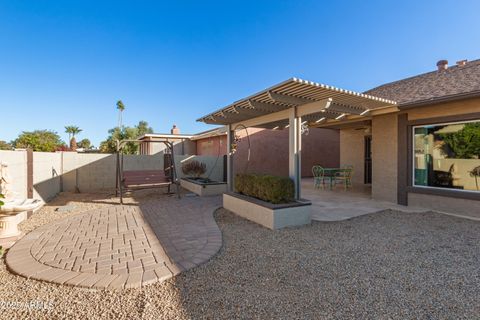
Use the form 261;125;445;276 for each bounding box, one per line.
333;166;353;191
312;165;328;189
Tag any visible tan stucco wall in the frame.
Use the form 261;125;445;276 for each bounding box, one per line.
339;129;366;185
402;97;480;213
196;135;227;156
371;113;398;203
405;97;480;121
408;193;480;219
199;127;340;178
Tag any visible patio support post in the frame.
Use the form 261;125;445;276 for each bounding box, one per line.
226;124;234;192
289;107;301;200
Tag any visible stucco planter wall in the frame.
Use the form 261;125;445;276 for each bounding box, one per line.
181;178;227;196
223;193;311;230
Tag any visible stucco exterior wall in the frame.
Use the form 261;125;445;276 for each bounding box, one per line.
196;135;227;156
302;128;340;176
371;113;398;203
408;193;480;219
339;128;366;185
405;97;480;121
198;127;339;178
400;97;480;214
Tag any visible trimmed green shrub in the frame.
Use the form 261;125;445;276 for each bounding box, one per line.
235;174;294;204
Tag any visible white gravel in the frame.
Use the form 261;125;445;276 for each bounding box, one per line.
0;192;479;319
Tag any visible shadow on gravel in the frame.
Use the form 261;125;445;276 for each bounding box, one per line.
167;209;480;319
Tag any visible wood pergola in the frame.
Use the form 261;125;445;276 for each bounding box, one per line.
197;78;397;199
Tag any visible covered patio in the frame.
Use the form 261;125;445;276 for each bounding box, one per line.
301;179;427;221
198;78;399;217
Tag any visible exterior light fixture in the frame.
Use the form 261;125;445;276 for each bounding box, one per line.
315;117;326;123
272;126;279;130
285;124;290;129
301;122;309;135
335;113;346;120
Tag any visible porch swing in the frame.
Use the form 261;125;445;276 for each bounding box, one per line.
115;138;181;204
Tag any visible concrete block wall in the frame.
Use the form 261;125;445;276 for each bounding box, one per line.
175;155;224;182
0;150;225;202
32;152;62;202
0;150;28;199
62;153;117;192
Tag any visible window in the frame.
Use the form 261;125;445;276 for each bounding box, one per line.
413;120;480;192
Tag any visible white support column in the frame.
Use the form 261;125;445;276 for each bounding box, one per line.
226;124;234;192
288;107;302;200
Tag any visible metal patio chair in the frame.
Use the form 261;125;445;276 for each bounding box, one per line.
333;166;353;191
312;165;329;189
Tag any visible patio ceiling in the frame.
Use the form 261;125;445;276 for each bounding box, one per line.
197;78;397;129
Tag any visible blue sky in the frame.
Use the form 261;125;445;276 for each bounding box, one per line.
1;0;479;146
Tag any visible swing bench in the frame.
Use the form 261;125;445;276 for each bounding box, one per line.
115;138;181;204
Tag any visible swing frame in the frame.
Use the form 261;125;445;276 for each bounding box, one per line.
115;138;181;204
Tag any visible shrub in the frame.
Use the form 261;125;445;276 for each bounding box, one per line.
182;160;207;178
235;174;294;204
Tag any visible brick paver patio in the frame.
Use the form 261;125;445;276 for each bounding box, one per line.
6;196;222;289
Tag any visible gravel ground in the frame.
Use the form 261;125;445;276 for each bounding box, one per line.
1;192;479;319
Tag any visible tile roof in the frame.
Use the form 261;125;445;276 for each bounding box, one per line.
364;59;480;106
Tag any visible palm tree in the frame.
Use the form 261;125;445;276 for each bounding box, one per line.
116;100;125;128
65;126;82;150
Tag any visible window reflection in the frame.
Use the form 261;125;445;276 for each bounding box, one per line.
414;120;480;192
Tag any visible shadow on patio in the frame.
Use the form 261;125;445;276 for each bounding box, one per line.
301;178;427;221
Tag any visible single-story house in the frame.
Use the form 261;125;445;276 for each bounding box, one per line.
196;59;480;218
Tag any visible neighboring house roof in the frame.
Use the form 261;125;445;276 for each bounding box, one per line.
138;133;194;140
191;127;227;140
364;59;480;108
138;129;227;142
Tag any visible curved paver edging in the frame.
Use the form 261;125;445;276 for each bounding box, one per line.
6;196;223;290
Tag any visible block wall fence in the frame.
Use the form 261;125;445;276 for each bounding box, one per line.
0;150;224;203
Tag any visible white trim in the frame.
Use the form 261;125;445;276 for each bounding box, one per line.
139;133;194;140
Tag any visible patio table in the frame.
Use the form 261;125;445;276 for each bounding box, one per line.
322;168;347;190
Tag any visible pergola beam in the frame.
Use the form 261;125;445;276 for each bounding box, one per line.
247;100;285;112
296;98;332;117
231;98;333;128
326;103;369;115
268;91;312;105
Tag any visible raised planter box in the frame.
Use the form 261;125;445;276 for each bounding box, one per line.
223;192;311;230
181;178;227;196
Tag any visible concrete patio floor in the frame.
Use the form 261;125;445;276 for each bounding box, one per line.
301;179;428;221
6;194;222;289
